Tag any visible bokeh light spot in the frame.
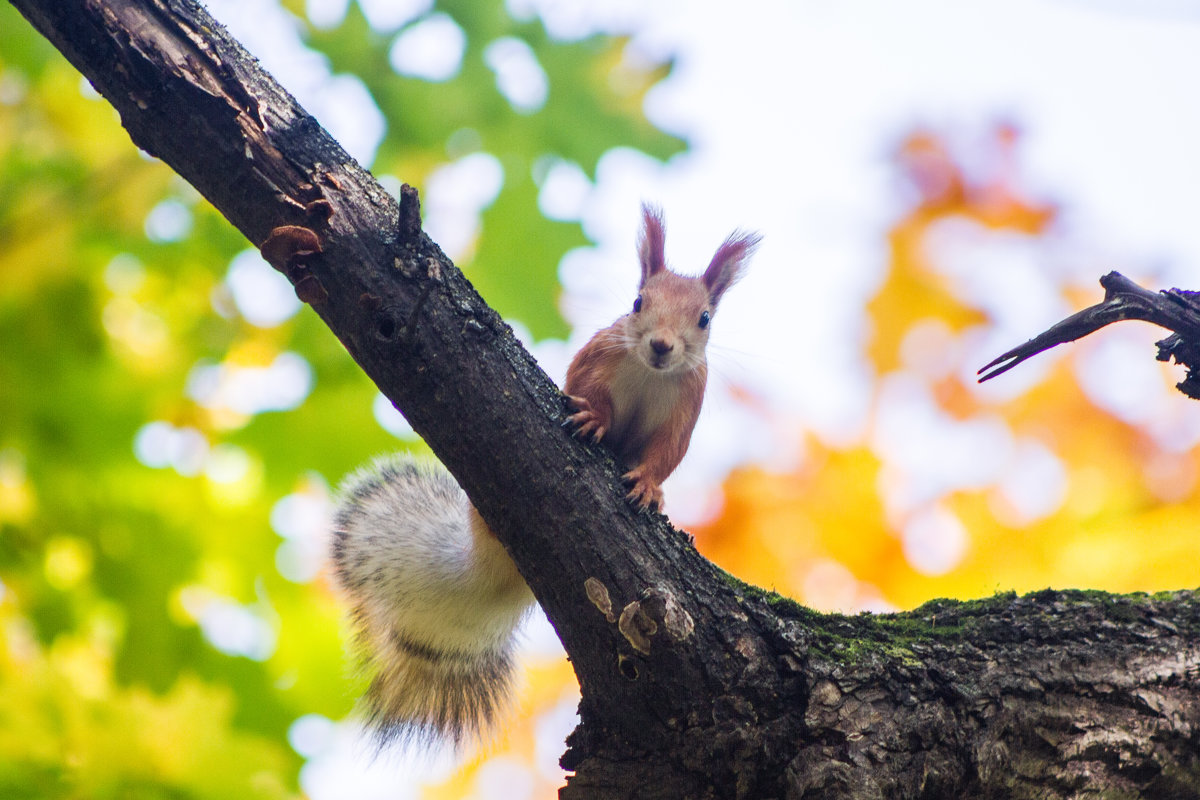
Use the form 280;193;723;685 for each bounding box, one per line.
389;14;466;81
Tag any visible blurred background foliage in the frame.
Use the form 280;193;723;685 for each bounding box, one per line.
696;124;1200;612
0;0;680;796
2;0;1199;799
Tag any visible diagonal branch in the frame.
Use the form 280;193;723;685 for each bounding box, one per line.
979;270;1200;397
13;2;1200;797
7;0;782;779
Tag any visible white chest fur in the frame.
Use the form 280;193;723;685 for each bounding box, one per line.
606;356;686;461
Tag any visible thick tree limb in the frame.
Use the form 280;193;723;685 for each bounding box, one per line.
12;1;1200;797
980;271;1200;398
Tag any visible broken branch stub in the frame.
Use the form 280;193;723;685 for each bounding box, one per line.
978;271;1200;399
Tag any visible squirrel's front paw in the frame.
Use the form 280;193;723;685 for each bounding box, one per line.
566;395;606;443
623;468;663;511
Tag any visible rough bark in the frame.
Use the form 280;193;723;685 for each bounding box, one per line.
10;1;1200;797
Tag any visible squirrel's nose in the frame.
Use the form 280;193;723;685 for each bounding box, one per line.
650;338;674;356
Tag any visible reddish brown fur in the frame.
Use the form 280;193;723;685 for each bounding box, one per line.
638;205;667;280
565;205;759;510
704;233;756;303
617;364;706;509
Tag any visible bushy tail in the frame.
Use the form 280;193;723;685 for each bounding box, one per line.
330;455;535;746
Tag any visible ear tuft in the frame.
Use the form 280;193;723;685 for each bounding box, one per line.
638;204;667;285
703;229;760;305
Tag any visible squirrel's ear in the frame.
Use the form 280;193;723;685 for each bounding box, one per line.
638;204;666;285
703;229;760;305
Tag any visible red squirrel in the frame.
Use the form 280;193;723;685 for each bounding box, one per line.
330;205;759;747
565;204;759;509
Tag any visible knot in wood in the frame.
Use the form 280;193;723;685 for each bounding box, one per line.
618;601;656;655
640;584;695;642
585;577;616;623
259;225;321;272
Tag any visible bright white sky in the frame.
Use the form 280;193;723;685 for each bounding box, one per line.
195;0;1200;795
538;0;1200;520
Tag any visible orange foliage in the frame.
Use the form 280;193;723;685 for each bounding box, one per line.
698;121;1198;613
866;124;1056;372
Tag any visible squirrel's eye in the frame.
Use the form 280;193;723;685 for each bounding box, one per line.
633;295;643;313
698;310;711;329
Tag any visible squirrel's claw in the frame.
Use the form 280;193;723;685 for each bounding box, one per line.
566;395;606;443
623;469;663;511
577;420;606;442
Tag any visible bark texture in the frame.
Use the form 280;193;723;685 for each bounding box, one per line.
11;1;1200;797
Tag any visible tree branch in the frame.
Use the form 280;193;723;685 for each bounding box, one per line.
10;0;773;772
979;271;1200;398
13;1;1200;797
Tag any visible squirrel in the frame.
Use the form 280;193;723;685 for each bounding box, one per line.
330;204;759;746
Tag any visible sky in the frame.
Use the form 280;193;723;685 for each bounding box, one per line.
536;0;1200;525
195;0;1200;795
206;0;1200;511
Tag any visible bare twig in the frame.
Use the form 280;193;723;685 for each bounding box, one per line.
978;271;1200;398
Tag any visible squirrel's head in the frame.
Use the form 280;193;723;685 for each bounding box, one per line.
625;204;760;373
